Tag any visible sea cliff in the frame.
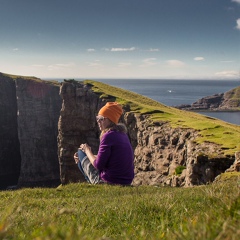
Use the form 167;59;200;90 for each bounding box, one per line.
0;73;239;189
0;73;62;189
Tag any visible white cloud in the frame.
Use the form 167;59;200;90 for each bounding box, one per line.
140;58;157;67
31;64;45;67
118;62;132;67
88;63;102;67
232;0;240;4
48;63;75;70
235;18;240;30
194;57;205;61
148;48;160;52
88;60;102;67
87;48;95;52
55;63;75;67
166;60;185;67
215;70;239;78
110;47;136;52
12;48;19;51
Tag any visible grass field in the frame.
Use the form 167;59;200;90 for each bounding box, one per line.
0;173;239;240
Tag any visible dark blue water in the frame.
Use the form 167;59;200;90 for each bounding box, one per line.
195;111;240;126
96;79;240;125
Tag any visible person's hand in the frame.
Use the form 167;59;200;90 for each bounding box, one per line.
80;143;91;153
79;143;96;165
74;152;79;164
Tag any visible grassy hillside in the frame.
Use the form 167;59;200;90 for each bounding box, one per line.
224;86;240;109
85;80;240;155
1;72;60;86
0;72;40;81
0;173;239;239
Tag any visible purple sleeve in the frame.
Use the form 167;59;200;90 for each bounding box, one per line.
93;133;112;171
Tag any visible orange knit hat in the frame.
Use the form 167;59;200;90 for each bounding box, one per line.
98;102;123;124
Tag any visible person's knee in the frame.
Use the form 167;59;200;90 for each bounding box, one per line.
78;149;87;161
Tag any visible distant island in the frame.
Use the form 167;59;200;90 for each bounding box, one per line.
174;85;240;111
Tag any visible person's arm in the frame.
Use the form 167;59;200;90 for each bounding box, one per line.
80;143;96;165
93;134;111;170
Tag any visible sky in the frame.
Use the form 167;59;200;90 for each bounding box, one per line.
0;0;240;80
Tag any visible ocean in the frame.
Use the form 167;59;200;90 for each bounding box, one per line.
94;79;240;125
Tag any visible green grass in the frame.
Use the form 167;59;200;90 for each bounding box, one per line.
0;174;239;240
1;72;40;81
1;72;60;86
85;80;240;155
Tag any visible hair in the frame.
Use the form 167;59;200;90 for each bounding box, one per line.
100;122;127;140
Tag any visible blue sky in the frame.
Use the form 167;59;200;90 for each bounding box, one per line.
0;0;239;79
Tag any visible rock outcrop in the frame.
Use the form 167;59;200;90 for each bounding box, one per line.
16;78;62;187
175;86;240;111
124;114;234;187
58;81;102;184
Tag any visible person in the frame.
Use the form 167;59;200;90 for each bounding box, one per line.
74;102;134;185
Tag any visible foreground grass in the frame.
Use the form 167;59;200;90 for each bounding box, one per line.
85;80;240;155
0;174;239;240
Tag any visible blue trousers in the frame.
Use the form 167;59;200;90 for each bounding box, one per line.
77;149;101;184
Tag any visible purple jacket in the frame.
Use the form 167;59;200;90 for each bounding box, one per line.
93;130;134;185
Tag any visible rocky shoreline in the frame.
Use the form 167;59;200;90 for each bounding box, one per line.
174;86;240;111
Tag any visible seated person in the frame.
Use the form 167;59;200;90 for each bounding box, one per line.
74;102;134;185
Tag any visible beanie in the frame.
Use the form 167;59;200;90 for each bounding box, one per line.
98;102;123;124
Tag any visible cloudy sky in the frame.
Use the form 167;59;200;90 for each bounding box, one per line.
0;0;240;79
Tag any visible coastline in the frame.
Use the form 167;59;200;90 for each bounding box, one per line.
191;109;240;112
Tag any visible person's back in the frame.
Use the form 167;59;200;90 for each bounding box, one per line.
94;130;134;185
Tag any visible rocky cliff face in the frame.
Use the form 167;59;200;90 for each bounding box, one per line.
58;81;102;184
124;114;234;186
0;74;21;189
0;74;62;188
16;78;62;187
